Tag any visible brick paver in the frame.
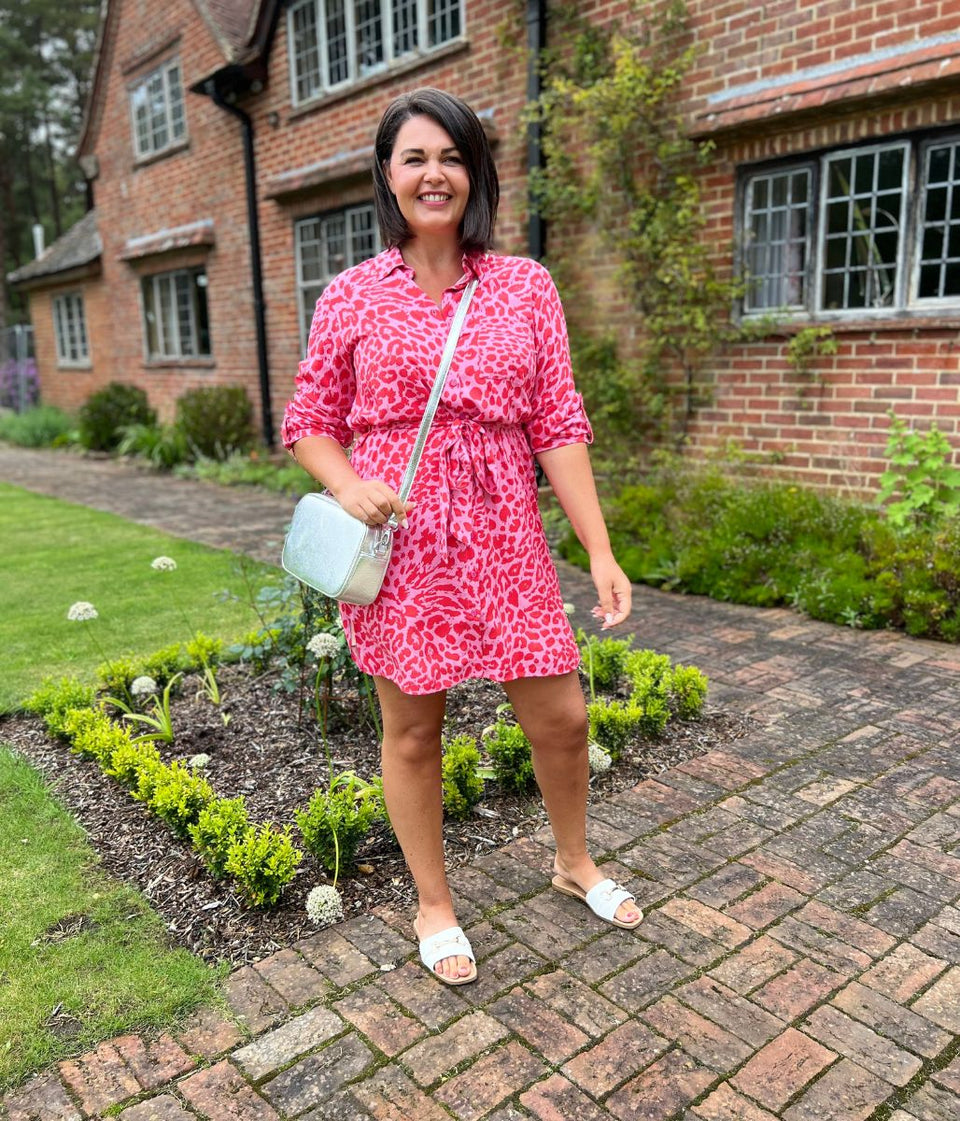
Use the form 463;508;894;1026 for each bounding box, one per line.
2;448;959;1121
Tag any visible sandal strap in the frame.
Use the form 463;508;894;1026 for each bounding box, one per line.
585;879;636;922
418;925;475;971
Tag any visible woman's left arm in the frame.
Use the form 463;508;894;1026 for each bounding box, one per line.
537;442;632;629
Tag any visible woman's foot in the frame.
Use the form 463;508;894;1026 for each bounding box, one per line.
414;907;476;983
553;855;641;926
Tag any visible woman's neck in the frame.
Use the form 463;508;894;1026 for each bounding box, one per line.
400;236;464;278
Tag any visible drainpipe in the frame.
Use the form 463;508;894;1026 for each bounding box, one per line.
526;0;548;260
206;82;275;448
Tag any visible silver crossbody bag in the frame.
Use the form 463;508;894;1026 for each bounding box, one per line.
282;278;478;605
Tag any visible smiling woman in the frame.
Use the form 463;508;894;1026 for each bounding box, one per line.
282;87;639;987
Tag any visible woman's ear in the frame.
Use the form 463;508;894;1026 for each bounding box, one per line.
383;160;394;193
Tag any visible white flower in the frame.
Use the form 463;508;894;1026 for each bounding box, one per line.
306;884;344;926
187;753;211;770
307;632;341;660
131;675;158;697
588;741;612;774
67;602;98;622
151;556;177;572
563;602;576;616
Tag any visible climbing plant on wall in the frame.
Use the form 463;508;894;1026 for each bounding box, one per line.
530;0;746;451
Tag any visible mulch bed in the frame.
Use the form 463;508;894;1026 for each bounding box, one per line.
1;663;755;968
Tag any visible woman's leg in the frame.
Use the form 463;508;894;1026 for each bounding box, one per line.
374;675;474;980
503;671;640;925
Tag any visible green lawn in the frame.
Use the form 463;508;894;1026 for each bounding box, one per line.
0;747;229;1090
0;483;277;710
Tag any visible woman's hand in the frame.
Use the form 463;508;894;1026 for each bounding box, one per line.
589;551;632;630
334;478;414;527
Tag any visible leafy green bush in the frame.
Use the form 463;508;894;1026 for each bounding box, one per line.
562;454;960;641
117;422;189;469
669;664;708;719
225;823;302;907
878;413;960;529
135;759;214;836
190;796;249;877
103;739;162;790
78;382;155;451
177;449;313;496
185;632;223;669
0;404;74;447
579;634;634;693
24;677;96;738
175;386;254;461
485;720;536;795
441;735;484;819
587;699;646;760
295;774;382;874
62;706;132;766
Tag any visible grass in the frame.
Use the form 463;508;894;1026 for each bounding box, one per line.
0;746;228;1091
0;483;278;711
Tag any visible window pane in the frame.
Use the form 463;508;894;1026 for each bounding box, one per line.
428;0;461;46
176;274;195;356
393;0;418;54
149;72;168;150
158;276;176;355
142;279;159;356
193;271;211;355
167;65;185;139
743;168;810;311
919;141;960;299
326;0;349;84
821;146;904;310
292;1;322;101
355;0;384;74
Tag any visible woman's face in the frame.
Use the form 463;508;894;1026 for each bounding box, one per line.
385;114;470;242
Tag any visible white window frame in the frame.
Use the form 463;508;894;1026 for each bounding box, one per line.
295;203;380;351
140;268;211;360
129;59;187;159
740;131;960;320
52;292;90;366
287;0;465;106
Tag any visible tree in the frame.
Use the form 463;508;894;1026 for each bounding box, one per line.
0;0;101;328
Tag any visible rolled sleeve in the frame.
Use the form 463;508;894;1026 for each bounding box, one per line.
524;264;593;455
281;284;356;450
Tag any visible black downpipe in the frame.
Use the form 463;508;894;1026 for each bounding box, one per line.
526;0;548;260
208;84;275;447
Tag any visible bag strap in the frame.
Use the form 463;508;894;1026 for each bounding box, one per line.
395;277;478;508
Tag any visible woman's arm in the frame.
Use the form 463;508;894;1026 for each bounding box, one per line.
536;442;631;629
291;436;412;527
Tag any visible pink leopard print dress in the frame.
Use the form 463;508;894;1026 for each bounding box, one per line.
281;246;592;695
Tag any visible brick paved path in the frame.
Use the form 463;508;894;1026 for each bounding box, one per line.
3;448;960;1121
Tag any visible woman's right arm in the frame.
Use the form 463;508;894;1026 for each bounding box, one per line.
291;436;412;527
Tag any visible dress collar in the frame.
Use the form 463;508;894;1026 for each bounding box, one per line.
374;244;488;285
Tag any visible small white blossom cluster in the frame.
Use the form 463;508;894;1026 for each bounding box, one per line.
307;632;341;660
187;753;211;770
67;601;98;622
151;556;177;572
131;675;159;697
563;602;576;616
588;741;613;774
306;884;344;926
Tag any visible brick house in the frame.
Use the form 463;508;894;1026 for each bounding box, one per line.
9;0;960;490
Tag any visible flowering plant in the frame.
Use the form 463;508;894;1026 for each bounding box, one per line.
306;884;344;927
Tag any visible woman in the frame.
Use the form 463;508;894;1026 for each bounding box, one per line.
283;88;640;986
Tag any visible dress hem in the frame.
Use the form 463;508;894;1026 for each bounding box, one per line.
354;657;583;696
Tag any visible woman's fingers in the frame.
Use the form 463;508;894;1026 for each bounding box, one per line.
340;480;413;526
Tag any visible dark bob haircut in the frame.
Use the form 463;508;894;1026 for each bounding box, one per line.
372;88;499;252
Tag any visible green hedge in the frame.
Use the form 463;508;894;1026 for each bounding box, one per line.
562;460;960;641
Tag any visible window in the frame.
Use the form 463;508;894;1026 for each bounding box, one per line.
141;268;210;359
288;0;463;103
741;134;960;317
296;204;379;347
130;60;186;159
52;293;90;365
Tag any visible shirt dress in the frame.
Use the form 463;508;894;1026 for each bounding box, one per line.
281;246;593;695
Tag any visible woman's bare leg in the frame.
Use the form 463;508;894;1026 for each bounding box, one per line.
374;675;474;980
503;671;640;925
